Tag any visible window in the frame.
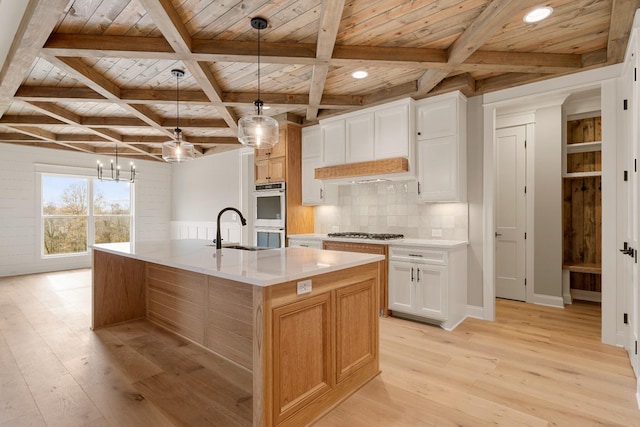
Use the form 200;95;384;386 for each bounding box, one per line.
41;174;132;257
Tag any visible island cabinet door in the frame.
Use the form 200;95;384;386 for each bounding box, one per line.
335;279;377;384
272;292;333;425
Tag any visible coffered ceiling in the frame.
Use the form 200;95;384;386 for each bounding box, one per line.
0;0;637;161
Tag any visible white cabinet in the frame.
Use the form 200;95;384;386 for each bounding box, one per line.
375;101;410;159
415;91;466;202
345;113;374;163
389;260;446;320
320;120;345;166
388;244;467;330
302;126;334;205
319;98;413;169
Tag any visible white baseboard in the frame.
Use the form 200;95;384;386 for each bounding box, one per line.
570;289;601;303
466;305;485;320
533;293;565;308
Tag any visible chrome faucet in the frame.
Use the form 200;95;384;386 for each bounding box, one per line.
216;207;247;249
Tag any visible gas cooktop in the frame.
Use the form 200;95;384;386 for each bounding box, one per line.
327;232;405;241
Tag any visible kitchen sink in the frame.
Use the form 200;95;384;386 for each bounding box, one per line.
223;244;268;251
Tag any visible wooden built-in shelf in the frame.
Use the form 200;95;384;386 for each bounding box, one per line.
563;113;602;298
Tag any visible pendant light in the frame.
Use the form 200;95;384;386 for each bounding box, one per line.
162;69;195;162
237;17;279;148
96;143;136;183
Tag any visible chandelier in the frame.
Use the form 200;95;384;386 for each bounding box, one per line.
96;143;136;183
237;17;279;148
162;69;195;162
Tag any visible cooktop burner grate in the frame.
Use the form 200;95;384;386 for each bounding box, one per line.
327;232;404;240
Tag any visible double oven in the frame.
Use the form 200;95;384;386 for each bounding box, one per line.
253;182;286;248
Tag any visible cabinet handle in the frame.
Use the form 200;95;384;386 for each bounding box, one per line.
417;131;421;136
408;253;423;258
417;182;421;195
411;267;414;282
300;244;309;247
320;188;324;199
416;268;421;283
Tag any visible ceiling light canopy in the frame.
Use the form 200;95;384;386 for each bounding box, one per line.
237;17;279;149
163;69;195;163
523;6;553;23
351;70;368;79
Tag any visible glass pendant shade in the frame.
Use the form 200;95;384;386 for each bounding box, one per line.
238;114;279;148
238;17;278;149
162;128;194;163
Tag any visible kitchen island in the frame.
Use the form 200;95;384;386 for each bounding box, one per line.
92;240;384;427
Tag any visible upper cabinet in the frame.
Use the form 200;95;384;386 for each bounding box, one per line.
415;92;467;202
316;98;414;182
255;128;288;184
320;98;412;166
320;120;346;166
375;101;410;159
302;125;333;205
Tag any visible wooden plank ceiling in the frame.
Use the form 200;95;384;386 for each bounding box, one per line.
0;0;637;161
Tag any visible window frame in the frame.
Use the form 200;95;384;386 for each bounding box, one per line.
37;166;134;260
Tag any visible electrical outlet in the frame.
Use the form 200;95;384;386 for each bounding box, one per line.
431;229;443;237
297;279;312;295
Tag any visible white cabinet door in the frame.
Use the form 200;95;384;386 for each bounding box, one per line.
414;264;447;320
302;126;326;205
346;113;374;163
302;156;325;205
321;120;345;166
417;135;459;202
302;126;321;159
388;260;414;314
416;97;456;140
375;102;409;159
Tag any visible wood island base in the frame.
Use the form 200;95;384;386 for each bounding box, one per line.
92;248;381;426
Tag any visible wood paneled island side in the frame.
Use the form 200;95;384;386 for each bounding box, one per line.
92;240;383;427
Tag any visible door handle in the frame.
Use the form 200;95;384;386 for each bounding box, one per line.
495;232;502;237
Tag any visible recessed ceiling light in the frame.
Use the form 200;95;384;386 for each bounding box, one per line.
523;6;553;23
351;70;368;79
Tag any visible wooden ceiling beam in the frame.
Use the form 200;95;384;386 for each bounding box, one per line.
5;126;97;154
307;0;346;121
0;0;69;117
417;0;531;95
43;33;582;74
136;0;238;132
607;0;640;63
22;100;159;159
42;54;173;139
122;135;240;145
15;85;363;109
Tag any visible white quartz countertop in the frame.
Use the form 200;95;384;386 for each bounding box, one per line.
92;239;384;287
288;234;468;249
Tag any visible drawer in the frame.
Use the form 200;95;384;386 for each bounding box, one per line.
388;246;447;265
288;239;323;249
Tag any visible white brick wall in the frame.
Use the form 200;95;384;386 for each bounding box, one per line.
0;143;171;277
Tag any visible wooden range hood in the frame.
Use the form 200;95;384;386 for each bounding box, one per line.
314;157;409;181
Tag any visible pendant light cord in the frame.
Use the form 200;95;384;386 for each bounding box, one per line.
257;25;262;115
176;73;180;132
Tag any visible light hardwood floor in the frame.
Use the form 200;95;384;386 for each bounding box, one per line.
1;269;639;426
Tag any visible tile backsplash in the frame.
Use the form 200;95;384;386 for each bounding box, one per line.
313;180;468;240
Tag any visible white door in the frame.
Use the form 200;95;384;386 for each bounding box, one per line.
495;126;527;301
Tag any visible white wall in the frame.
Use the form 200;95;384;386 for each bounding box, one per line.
171;149;245;221
0;143;171;277
466;96;484;308
533;105;563;298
